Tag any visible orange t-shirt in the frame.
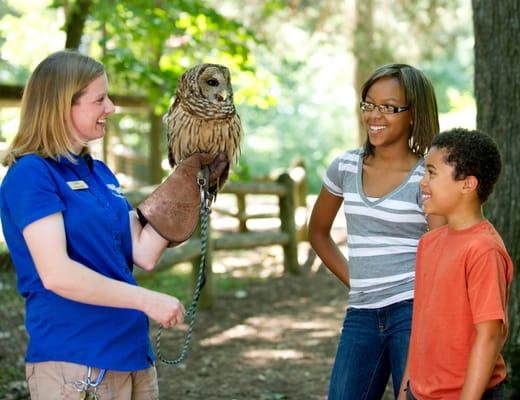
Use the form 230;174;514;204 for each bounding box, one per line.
408;220;513;399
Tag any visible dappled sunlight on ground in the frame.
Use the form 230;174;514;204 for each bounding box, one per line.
154;258;355;399
213;248;284;277
200;324;266;346
243;349;306;364
152;196;394;399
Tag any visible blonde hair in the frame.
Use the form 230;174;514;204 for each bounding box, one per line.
3;50;105;166
361;63;439;158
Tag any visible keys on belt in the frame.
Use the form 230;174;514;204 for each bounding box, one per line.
74;366;106;399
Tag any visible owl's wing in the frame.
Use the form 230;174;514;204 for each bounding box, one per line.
166;96;181;168
229;112;243;165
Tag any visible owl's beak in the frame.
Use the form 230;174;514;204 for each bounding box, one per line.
216;90;228;101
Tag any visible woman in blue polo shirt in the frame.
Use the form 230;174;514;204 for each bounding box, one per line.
0;51;227;399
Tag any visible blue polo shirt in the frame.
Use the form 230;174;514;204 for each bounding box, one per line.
0;153;154;371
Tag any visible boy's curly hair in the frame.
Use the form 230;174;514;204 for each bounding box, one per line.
431;128;502;203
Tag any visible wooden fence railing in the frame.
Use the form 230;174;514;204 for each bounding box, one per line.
0;85;309;306
0;84;166;184
124;163;308;306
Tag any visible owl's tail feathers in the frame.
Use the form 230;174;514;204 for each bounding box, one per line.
209;161;230;199
136;153;228;246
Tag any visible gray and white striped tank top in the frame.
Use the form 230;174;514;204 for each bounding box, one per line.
323;148;428;309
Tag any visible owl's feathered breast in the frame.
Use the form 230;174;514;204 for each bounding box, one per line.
166;82;242;168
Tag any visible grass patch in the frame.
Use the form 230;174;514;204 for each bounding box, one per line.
137;263;194;304
137;263;267;304
0;367;26;398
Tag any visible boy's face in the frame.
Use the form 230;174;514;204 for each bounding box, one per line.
420;146;465;216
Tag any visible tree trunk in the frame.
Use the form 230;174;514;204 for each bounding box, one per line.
353;0;375;146
352;0;393;145
64;0;93;50
149;112;164;184
473;0;520;395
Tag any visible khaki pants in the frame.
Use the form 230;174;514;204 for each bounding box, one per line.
26;361;159;399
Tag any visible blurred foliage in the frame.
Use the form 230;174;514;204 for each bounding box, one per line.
51;0;261;113
352;0;474;115
0;259;27;398
0;0;65;83
74;0;280;182
0;0;475;192
0;0;26;83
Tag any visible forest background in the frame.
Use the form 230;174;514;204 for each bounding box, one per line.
0;0;475;193
0;0;518;399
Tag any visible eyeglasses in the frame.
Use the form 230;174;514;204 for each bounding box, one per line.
360;101;409;114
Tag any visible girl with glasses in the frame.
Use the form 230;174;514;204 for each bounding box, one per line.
309;64;445;399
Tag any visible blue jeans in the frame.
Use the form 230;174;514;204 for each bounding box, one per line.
328;299;413;400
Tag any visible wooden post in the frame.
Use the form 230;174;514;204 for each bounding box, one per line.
277;173;299;274
191;215;215;308
149;112;163;184
236;193;248;232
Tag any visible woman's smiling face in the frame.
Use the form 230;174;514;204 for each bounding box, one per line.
70;73;115;152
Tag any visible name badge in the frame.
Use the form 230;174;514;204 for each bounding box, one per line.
67;180;89;190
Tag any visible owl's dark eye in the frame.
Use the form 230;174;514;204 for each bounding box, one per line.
207;79;219;87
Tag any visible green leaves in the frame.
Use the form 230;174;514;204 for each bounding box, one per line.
89;0;257;112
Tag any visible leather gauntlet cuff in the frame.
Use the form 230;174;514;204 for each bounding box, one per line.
137;171;200;246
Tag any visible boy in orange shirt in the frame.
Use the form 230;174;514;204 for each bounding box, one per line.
398;128;513;400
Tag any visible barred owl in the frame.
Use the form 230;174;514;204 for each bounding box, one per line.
165;64;242;180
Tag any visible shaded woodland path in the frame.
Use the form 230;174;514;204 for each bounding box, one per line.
0;195;394;399
154;256;345;399
149;192;395;400
152;244;394;399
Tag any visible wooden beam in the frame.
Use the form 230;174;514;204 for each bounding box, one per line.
213;231;289;250
221;181;287;196
134;238;201;278
124;182;289;207
212;207;278;220
123;186;156;207
0;84;23;107
0;84;149;108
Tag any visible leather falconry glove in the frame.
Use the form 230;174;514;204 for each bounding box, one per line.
137;153;229;246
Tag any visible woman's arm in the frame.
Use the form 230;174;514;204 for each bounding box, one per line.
128;153;229;269
308;187;350;287
23;212;184;328
460;319;503;400
129;210;169;271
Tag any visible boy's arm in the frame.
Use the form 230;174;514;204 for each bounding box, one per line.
460;319;503;400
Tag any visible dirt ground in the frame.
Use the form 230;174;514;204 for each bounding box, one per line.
151;194;395;400
0;195;395;400
153;244;394;400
